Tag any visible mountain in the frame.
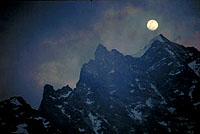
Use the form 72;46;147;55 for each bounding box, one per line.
39;34;200;134
1;34;200;134
0;96;59;134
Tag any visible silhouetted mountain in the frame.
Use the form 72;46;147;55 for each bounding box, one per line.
1;34;200;133
0;96;60;134
39;34;200;134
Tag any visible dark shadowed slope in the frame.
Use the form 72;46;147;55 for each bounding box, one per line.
0;96;59;134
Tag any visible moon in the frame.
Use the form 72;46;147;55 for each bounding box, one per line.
147;20;159;31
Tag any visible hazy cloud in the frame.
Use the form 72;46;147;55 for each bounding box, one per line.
33;1;200;90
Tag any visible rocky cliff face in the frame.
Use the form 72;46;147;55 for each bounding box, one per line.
0;96;59;134
39;34;200;134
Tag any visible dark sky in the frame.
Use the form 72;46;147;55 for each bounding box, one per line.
0;0;200;108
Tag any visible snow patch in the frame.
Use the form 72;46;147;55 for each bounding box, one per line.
33;116;50;127
56;105;62;109
43;120;50;128
188;60;200;77
165;47;175;57
88;112;102;134
168;107;176;114
189;53;194;56
34;117;43;120
49;95;56;100
138;84;145;90
169;71;181;76
158;121;167;126
110;90;116;95
174;89;179;93
58;91;72;99
109;69;115;73
131;109;142;121
168;128;172;132
135;78;139;82
56;105;71;118
167;62;173;66
146;98;153;108
150;83;167;104
130;83;134;87
10;98;22;106
14;124;28;134
179;91;184;96
189;85;195;100
86;91;92;96
127;107;142;121
192;80;198;84
79;128;86;132
86;98;94;105
193;102;200;107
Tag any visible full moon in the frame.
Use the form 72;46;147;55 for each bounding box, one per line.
147;20;159;31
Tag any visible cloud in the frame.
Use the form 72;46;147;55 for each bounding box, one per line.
33;57;81;89
32;1;200;91
176;31;200;49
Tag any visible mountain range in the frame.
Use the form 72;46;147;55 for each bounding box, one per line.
1;34;200;134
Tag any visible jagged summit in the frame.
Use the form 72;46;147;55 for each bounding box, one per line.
96;44;107;51
150;34;169;43
146;34;169;49
38;34;200;133
95;44;107;54
56;85;72;95
94;34;171;61
133;34;170;57
9;96;26;106
43;84;72;92
94;44;109;62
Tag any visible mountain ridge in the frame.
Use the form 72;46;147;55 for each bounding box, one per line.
39;34;200;133
1;34;200;133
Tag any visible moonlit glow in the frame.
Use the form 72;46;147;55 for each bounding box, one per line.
147;20;159;31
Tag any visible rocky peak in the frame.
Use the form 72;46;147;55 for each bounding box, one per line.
0;96;31;110
147;34;170;51
42;84;73;102
9;96;26;106
151;34;169;43
0;96;58;134
56;85;72;93
94;44;108;61
44;84;55;94
140;34;178;60
38;34;200;133
55;85;72;97
133;34;170;57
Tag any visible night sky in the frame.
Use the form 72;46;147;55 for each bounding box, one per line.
0;0;200;108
